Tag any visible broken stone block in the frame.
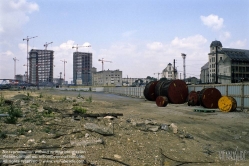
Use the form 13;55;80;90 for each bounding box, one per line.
169;123;178;134
147;126;159;132
84;123;113;136
160;124;169;131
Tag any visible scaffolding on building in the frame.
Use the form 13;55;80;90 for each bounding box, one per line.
29;49;54;86
73;52;92;86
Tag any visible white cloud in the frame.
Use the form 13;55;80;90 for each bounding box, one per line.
171;35;207;49
0;0;39;35
230;39;247;48
96;35;208;78
146;42;164;50
200;14;224;30
219;31;231;41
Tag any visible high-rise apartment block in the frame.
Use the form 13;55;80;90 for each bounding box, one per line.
73;52;92;85
29;49;54;85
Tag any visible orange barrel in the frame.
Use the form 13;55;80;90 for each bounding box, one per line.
187;91;198;106
156;96;169;107
199;88;222;108
218;96;237;112
143;81;159;101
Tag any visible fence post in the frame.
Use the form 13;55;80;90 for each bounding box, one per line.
226;84;228;96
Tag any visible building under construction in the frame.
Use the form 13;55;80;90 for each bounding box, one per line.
73;52;92;85
29;49;54;85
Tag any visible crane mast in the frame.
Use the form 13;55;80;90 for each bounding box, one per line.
44;42;53;50
98;58;112;71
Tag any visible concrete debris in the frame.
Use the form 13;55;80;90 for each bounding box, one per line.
85;133;90;138
70;139;103;146
84;123;113;136
114;154;121;159
147;125;159;132
160;124;169;131
145;119;157;125
185;133;194;139
104;116;115;120
169;123;178;134
242;131;247;136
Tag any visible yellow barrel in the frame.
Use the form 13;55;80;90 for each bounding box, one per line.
218;96;237;112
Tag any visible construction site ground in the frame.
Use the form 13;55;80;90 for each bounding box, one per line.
0;89;249;166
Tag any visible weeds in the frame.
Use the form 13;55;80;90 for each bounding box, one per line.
86;95;92;103
17;127;28;135
0;130;7;139
61;96;67;102
43;127;51;133
39;93;43;98
73;106;87;114
5;105;22;124
0;93;4;106
77;92;81;98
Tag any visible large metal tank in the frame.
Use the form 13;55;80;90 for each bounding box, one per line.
159;80;188;104
218;96;237;112
143;81;159;101
199;88;222;108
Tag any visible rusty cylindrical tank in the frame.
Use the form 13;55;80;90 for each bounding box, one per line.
218;96;237;112
143;81;159;101
187;91;198;106
159;80;188;104
156;96;169;107
199;88;222;108
155;80;170;98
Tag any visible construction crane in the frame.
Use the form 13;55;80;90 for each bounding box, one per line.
98;58;112;71
61;59;67;84
44;42;53;50
23;35;38;82
72;44;91;52
13;57;19;79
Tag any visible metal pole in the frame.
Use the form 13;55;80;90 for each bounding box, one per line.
215;46;218;84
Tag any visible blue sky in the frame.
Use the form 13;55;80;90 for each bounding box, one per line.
1;0;249;81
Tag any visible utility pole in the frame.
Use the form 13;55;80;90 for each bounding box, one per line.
154;73;160;80
44;42;53;50
23;36;38;83
13;57;19;79
98;58;112;71
215;46;218;84
59;72;62;86
173;59;176;80
61;59;67;84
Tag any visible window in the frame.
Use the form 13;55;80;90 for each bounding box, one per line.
220;57;222;60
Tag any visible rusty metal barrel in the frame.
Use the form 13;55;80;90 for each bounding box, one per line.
155;80;170;98
143;81;159;101
156;96;169;107
159;80;188;104
187;91;198;106
199;88;222;108
218;96;237;112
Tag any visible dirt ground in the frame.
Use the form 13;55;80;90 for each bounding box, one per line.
0;89;249;166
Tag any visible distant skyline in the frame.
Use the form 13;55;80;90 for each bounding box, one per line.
1;0;249;82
